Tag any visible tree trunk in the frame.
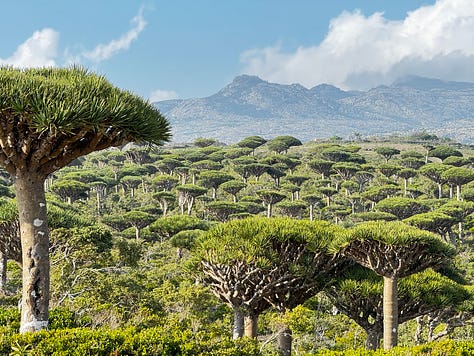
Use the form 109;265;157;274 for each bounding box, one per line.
96;191;101;215
233;308;244;339
162;200;168;217
415;316;425;344
267;203;273;218
244;314;258;338
438;183;443;199
427;314;436;342
365;327;382;350
456;185;461;201
309;205;314;221
134;226;140;240
383;275;398;350
187;197;194;215
15;175;50;333
277;325;292;356
0;250;6;294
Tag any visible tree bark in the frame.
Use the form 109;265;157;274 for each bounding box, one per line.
96;190;102;215
383;275;398;350
187;197;194;215
233;308;244;339
15;175;50;333
267;204;273;218
415;316;425;344
0;250;6;294
365;327;382;350
277;325;292;356
162;200;168;217
244;314;258;338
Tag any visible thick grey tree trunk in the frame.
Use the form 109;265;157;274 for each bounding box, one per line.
277;326;292;356
15;175;50;333
233;308;244;339
415;316;425;344
383;275;398;349
267;204;273;218
0;250;6;294
365;327;382;350
244;314;258;338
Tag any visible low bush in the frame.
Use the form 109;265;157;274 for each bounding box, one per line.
312;339;474;355
0;325;473;355
0;324;262;355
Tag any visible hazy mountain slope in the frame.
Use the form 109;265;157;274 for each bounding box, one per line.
154;75;474;144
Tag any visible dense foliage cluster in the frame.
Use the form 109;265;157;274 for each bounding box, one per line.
0;132;473;354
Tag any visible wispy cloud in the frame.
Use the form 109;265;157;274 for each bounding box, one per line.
82;8;147;62
0;28;59;67
149;89;179;102
0;8;147;69
241;0;474;89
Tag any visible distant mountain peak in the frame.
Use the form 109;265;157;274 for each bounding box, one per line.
216;74;267;97
392;75;474;91
231;74;266;86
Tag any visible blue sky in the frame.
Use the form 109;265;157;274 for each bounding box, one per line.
1;0;473;101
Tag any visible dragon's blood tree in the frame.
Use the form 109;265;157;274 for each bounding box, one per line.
340;221;454;350
0;67;170;332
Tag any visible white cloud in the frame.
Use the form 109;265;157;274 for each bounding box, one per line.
82;9;147;62
241;0;474;89
149;89;179;102
0;28;59;67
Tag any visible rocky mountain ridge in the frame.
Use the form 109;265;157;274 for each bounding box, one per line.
153;75;474;144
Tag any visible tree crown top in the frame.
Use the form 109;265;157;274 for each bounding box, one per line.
340;221;455;255
195;217;342;266
0;66;171;145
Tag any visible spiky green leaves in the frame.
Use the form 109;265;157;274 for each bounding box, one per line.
340;221;455;277
196;216;341;267
0;67;171;177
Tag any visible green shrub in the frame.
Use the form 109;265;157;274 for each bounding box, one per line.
0;308;20;330
0;325;263;355
311;339;474;355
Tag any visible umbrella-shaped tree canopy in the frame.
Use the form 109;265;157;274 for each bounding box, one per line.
0;66;170;178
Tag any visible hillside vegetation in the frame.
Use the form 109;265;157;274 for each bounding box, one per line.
0;132;473;355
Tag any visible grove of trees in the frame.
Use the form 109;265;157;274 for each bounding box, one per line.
0;71;473;354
